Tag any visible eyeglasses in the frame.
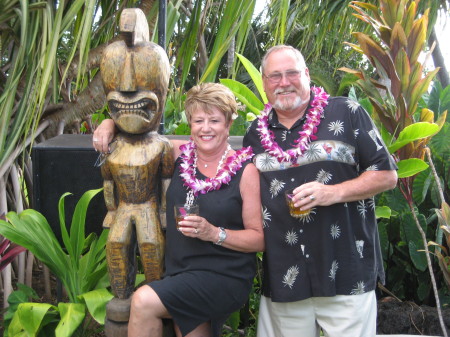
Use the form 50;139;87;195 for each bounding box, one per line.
263;70;302;84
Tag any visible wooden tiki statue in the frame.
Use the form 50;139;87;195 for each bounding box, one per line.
100;8;173;299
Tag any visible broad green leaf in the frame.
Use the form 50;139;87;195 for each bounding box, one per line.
56;303;85;337
397;158;429;178
0;210;67;279
375;206;392;219
79;288;114;324
8;303;56;337
235;53;267;103
401;211;428;272
220;79;264;114
429;123;449;161
388;122;439;153
409;240;428;272
412;170;433;205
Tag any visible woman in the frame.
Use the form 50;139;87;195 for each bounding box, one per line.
94;83;264;337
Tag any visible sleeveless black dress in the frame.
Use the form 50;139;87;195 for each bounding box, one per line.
149;158;256;337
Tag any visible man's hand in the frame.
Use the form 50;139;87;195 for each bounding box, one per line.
93;119;117;153
292;170;398;210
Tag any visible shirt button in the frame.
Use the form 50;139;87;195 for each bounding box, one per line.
306;254;310;258
291;178;295;182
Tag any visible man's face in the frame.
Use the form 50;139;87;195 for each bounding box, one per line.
262;49;311;113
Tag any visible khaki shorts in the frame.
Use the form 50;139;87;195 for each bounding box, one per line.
257;291;377;337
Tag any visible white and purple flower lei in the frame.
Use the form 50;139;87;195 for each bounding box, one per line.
256;86;329;163
179;140;254;196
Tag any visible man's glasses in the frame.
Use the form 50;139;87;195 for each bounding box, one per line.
264;70;302;84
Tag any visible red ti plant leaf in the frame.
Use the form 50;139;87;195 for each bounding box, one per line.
0;236;27;272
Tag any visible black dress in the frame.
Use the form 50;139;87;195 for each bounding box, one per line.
149;158;256;337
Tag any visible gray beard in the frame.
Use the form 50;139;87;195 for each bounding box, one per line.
273;96;303;111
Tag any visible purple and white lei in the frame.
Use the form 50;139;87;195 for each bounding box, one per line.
256;86;329;163
179;140;254;196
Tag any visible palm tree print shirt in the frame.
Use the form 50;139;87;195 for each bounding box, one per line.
243;94;397;302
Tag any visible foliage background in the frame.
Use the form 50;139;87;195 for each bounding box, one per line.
0;0;449;335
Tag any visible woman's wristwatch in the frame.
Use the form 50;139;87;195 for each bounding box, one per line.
215;227;227;245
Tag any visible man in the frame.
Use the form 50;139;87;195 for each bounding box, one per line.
243;45;397;337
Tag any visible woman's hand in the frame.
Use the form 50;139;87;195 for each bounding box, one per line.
93;119;117;153
178;216;218;242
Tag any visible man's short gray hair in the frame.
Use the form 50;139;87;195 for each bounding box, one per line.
261;45;307;74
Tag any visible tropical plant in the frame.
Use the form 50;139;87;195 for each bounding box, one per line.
258;0;449;94
0;188;113;336
0;236;26;272
341;0;448;335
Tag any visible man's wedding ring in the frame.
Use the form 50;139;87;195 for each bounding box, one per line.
194;228;198;234
310;195;315;201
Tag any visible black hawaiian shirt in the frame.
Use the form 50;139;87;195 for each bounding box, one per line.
243;93;397;302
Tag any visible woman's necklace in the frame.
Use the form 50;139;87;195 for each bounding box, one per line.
256;86;329;163
179;140;254;205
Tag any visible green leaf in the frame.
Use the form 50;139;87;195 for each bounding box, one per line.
8;303;56;337
226;310;240;331
401;211;428;272
412;170;433;205
397;158;429;178
79;288;114;324
388;122;439;153
200;2;254;83
69;188;103;264
174;123;191;136
235;53;267;103
56;303;85;337
409;240;428;272
219;79;264;114
59;192;74;262
375;206;392;219
0;210;68;281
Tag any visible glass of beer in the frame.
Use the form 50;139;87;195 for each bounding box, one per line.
174;204;200;230
285;189;310;218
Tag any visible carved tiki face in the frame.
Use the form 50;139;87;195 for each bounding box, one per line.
100;41;170;134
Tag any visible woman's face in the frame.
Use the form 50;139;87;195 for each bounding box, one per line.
189;107;230;155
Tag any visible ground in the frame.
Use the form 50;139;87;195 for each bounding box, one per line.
377;299;450;335
2;269;450;336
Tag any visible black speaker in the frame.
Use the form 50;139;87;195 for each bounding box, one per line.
32;134;107;242
31;134;244;243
